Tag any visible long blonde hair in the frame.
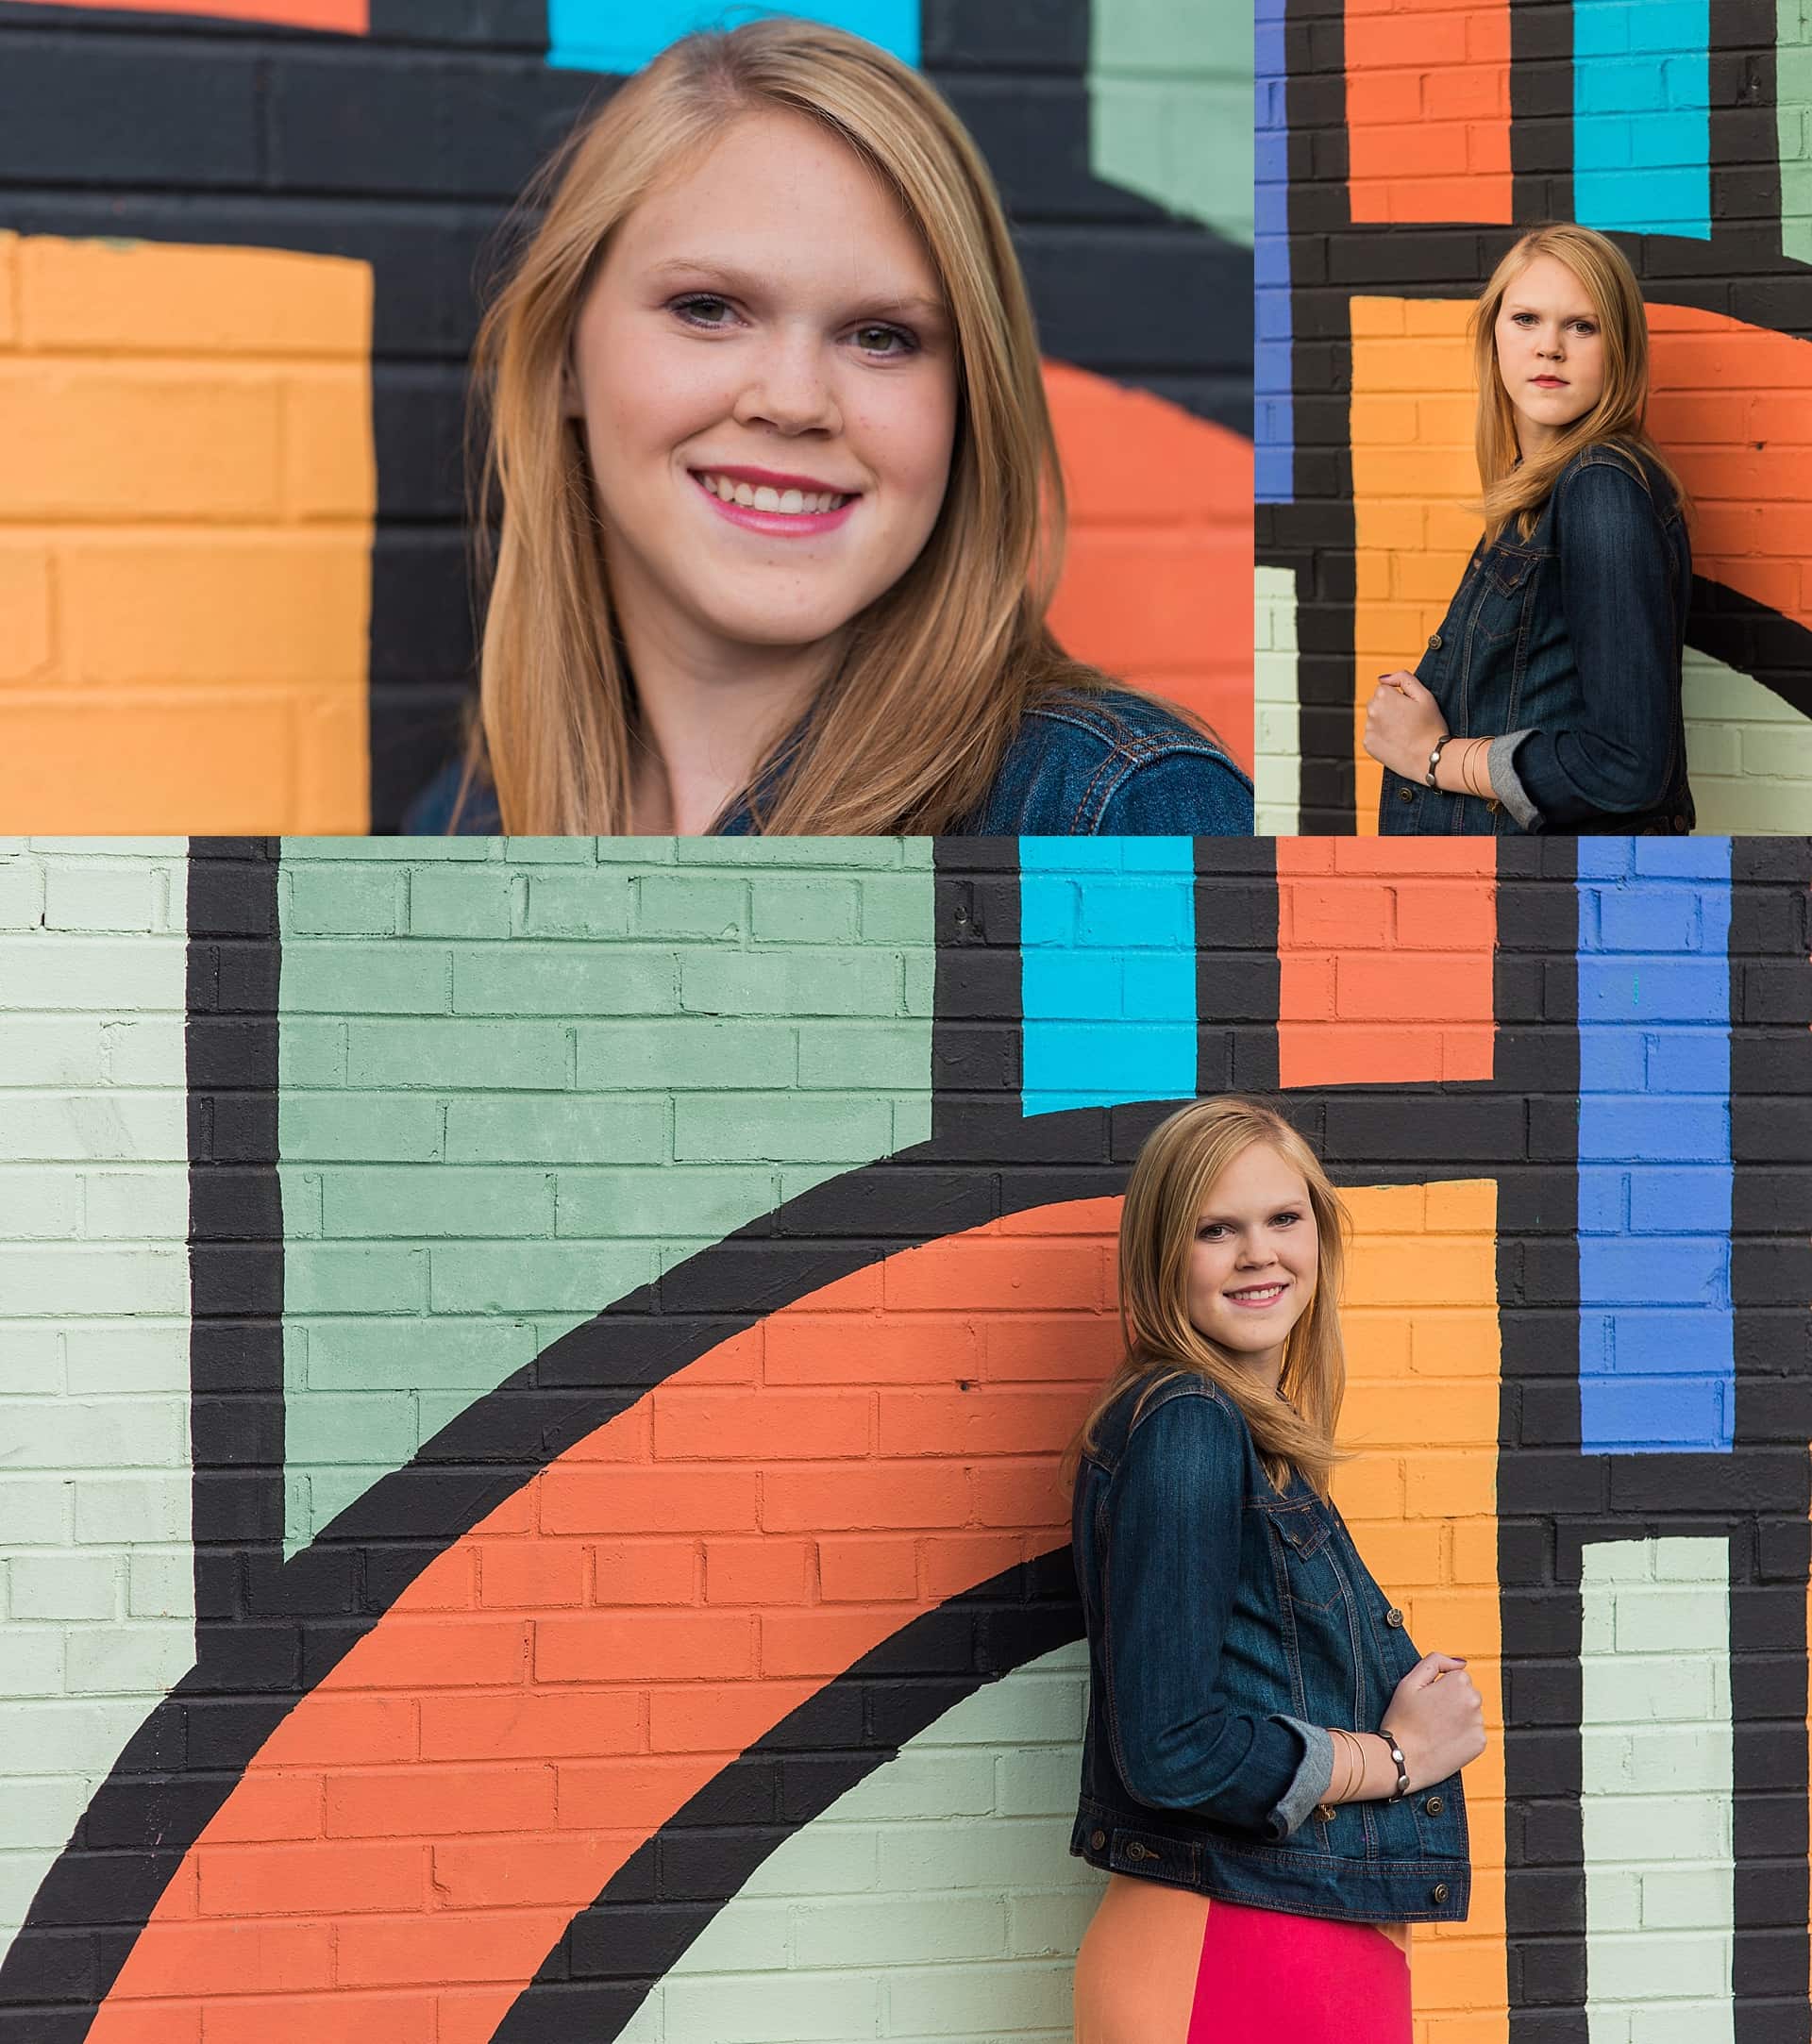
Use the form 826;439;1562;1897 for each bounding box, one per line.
465;16;1114;834
1470;223;1687;545
1066;1098;1353;1500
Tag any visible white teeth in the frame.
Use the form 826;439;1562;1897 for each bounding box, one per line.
698;474;848;515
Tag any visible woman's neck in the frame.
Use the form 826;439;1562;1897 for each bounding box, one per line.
615;600;842;835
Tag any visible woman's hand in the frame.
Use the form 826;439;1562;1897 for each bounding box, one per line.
1382;1652;1486;1791
1363;669;1448;782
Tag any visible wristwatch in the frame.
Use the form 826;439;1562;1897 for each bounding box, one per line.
1424;734;1455;789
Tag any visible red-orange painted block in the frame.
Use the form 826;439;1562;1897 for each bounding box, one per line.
1046;362;1254;771
90;1203;1122;2043
1277;838;1496;1087
1346;0;1511;224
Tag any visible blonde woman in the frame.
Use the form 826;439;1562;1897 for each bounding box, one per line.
1067;1098;1485;2042
406;18;1251;836
1364;223;1694;835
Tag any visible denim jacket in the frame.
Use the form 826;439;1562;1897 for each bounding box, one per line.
401;686;1253;836
1380;439;1694;836
1069;1373;1471;1923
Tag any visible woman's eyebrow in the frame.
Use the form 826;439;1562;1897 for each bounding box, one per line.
646;255;947;323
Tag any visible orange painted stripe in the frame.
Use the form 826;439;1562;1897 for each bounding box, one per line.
1648;307;1812;641
1276;837;1496;1087
91;1202;1123;2044
1345;0;1512;224
1047;362;1255;774
8;0;366;25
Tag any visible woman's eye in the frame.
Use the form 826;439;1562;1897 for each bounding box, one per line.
672;294;738;328
1196;1224;1228;1241
852;323;917;357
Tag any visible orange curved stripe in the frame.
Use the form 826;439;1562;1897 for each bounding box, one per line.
1647;307;1812;641
92;1200;1122;2043
1046;362;1255;773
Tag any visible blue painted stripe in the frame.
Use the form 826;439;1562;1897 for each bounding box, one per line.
547;0;918;74
1576;838;1733;1453
1020;838;1197;1117
1254;0;1292;503
1572;0;1710;239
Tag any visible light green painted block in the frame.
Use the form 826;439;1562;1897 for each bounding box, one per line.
0;850;192;1964
1581;1536;1734;2044
1781;2;1812;263
616;1647;1104;2044
1683;647;1812;836
1089;0;1254;244
278;846;933;1557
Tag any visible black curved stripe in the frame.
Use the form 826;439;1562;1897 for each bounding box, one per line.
1687;579;1812;727
493;1554;1082;2043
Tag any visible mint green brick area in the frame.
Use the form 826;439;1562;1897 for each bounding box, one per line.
277;844;935;1554
1089;0;1254;245
615;1644;1100;2044
1779;0;1812;264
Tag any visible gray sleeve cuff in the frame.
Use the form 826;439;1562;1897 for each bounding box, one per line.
1486;729;1542;831
1268;1716;1334;1839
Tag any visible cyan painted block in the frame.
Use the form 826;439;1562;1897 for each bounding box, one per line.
1572;0;1709;236
546;0;917;75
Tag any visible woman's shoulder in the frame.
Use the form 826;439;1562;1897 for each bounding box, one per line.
1556;435;1674;508
969;684;1255;836
1102;1369;1245;1458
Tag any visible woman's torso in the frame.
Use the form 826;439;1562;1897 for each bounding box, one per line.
1380;439;1693;836
401;684;1253;836
1070;1373;1470;1923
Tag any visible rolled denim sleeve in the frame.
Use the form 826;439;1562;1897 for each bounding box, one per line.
1091;748;1256;835
1102;1393;1328;1840
1508;461;1679;829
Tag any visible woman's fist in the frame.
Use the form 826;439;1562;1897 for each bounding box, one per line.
1382;1652;1486;1791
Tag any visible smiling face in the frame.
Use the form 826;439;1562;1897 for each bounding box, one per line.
1493;250;1607;457
566;106;961;676
1184;1141;1319;1388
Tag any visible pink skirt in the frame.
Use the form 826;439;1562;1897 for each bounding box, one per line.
1073;1873;1412;2044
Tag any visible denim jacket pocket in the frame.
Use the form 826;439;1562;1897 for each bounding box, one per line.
1262;1498;1347;1616
1474;544;1549;645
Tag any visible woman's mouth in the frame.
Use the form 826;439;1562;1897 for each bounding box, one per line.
1531;376;1568;389
1224;1282;1288;1311
690;469;860;538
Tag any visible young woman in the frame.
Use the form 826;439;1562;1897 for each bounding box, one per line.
1068;1097;1485;2043
1364;223;1694;836
405;19;1251;837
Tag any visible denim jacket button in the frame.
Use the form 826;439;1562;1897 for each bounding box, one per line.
1384;1606;1404;1628
1090;1830;1107;1851
1424;1794;1444;1816
1427;632;1442;649
1431;1883;1450;1905
1395;785;1414;803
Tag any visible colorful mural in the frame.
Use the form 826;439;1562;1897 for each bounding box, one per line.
0;834;1806;2042
0;0;1251;833
1258;0;1812;833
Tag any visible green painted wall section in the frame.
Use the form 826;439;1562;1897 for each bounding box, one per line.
1683;645;1812;834
0;840;193;1959
277;839;936;1554
1089;0;1254;245
615;1643;1102;2043
1781;1;1812;264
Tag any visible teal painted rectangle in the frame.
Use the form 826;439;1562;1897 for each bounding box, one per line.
1020;838;1197;1116
547;0;918;73
1572;0;1709;238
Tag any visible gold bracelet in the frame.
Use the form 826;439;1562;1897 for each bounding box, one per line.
1471;738;1492;799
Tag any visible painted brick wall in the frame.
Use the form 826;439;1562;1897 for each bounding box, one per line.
1261;0;1812;832
0;838;193;1950
0;836;1806;2044
0;0;1253;832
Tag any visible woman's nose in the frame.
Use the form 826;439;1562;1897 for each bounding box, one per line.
734;332;840;435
